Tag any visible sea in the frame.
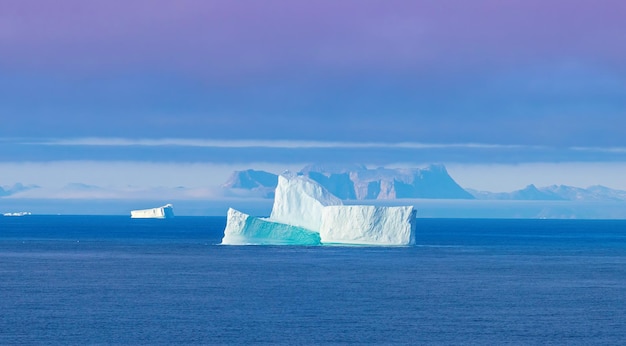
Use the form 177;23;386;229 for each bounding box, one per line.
1;216;626;345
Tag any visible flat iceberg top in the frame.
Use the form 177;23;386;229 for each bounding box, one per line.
222;174;416;246
130;204;174;219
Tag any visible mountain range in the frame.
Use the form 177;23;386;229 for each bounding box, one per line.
467;184;626;201
3;164;626;203
0;183;38;197
223;164;474;200
223;164;626;202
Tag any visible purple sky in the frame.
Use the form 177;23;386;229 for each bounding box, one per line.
2;0;625;143
1;1;626;194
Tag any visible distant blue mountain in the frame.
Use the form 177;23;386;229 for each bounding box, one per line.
222;169;279;198
0;183;38;197
467;184;626;201
468;184;564;200
223;164;474;200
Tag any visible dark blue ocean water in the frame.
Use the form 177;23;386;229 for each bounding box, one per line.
2;216;626;345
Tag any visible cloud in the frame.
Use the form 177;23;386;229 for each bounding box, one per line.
571;146;626;153
33;137;540;150
3;138;626;166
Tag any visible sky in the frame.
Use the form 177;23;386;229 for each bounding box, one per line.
1;0;626;199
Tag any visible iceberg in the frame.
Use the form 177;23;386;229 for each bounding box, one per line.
270;174;343;232
222;175;416;246
2;211;32;217
130;204;174;219
222;208;321;245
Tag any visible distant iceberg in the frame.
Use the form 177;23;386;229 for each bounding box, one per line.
3;212;32;217
222;175;416;246
130;204;174;219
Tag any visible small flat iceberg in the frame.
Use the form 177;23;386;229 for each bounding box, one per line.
222;175;416;246
130;204;174;219
3;212;32;217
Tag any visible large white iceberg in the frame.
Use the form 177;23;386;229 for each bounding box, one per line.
222;175;416;246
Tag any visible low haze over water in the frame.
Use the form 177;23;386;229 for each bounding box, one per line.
2;216;626;344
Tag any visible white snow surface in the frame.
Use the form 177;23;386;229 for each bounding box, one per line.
270;174;342;232
222;175;416;246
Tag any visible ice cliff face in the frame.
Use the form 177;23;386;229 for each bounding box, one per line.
222;175;416;246
320;205;416;245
